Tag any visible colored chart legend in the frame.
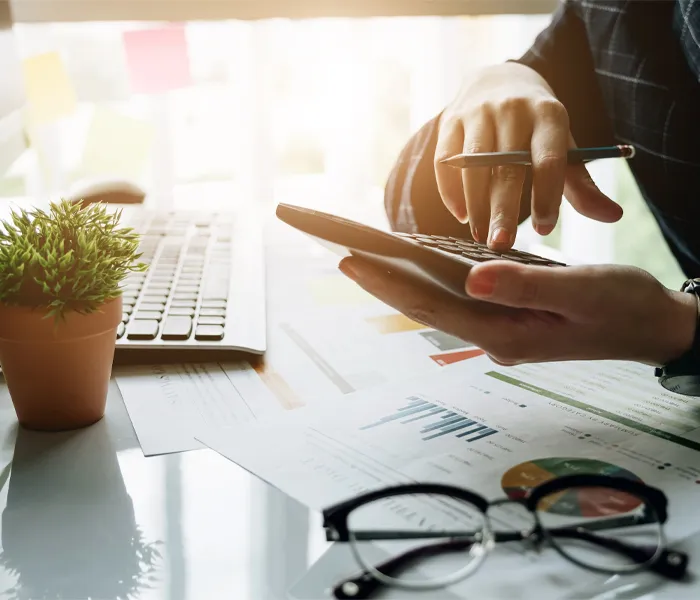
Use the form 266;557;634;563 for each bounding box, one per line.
360;396;498;443
430;348;484;366
366;314;426;335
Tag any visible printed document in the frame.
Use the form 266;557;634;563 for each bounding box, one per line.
199;355;700;543
115;362;280;456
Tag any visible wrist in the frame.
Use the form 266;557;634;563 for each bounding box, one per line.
652;288;697;366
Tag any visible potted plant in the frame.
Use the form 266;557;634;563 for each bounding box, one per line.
0;200;145;431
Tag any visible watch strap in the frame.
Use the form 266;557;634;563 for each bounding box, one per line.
655;278;700;378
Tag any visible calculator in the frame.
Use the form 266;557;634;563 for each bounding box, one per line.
276;203;565;300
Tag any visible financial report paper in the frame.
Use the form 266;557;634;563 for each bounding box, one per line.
200;356;700;597
199;355;700;544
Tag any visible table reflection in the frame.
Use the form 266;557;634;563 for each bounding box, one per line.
0;420;162;600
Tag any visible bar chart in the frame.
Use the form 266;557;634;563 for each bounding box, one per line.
359;396;498;443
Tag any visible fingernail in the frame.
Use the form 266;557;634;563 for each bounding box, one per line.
467;271;497;297
471;226;481;243
535;223;555;236
489;227;511;246
338;259;357;279
452;207;467;224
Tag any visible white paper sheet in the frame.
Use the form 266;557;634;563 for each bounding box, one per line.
115;362;280;456
198;356;700;596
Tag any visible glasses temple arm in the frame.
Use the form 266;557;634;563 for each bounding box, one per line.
549;527;688;580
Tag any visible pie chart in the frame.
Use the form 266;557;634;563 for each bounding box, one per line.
501;457;643;517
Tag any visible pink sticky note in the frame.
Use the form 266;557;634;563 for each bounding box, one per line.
123;25;192;94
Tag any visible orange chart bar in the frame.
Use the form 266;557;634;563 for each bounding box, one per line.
253;363;304;410
366;313;427;334
430;348;484;366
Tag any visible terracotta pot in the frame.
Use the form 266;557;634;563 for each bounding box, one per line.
0;297;122;431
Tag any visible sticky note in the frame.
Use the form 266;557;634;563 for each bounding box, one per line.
78;107;155;180
22;52;77;125
123;26;192;94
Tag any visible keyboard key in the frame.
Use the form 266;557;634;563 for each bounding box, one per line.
201;300;227;309
122;293;139;304
142;294;169;304
200;308;226;317
122;313;130;323
198;316;225;326
161;317;193;340
139;302;165;312
117;322;125;339
135;311;163;321
195;325;225;341
127;320;160;340
173;294;198;302
170;300;197;308
145;284;171;292
123;305;133;315
168;307;195;317
178;273;202;281
175;286;199;294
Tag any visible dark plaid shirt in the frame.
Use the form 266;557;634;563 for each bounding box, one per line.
385;0;700;276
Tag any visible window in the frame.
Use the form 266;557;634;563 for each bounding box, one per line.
2;5;684;283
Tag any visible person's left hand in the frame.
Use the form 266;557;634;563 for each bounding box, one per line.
338;256;697;367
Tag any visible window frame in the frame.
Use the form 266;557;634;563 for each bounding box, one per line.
10;0;558;23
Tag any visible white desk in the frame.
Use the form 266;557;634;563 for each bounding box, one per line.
0;201;698;600
0;379;333;600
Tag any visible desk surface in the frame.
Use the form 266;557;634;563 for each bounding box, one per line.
0;202;698;600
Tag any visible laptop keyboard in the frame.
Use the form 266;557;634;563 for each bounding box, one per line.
396;233;566;267
118;212;233;343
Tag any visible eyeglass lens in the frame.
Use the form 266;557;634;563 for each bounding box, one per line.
347;492;490;588
536;484;662;573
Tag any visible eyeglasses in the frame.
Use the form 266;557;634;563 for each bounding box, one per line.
322;475;688;599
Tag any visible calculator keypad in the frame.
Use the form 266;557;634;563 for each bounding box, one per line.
396;233;565;267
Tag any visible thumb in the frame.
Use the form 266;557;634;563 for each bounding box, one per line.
465;261;593;313
563;136;623;223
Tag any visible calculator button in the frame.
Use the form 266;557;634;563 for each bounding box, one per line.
117;322;125;339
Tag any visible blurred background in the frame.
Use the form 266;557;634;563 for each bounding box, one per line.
0;0;684;287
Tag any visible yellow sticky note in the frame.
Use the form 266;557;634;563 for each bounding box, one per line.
22;52;77;125
79;107;155;180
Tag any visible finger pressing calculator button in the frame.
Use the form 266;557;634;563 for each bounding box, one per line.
127;320;160;340
195;325;225;341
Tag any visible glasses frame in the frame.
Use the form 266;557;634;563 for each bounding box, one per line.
322;474;688;598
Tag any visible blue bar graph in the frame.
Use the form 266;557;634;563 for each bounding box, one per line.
360;396;498;443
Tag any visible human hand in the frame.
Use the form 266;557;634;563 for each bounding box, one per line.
435;62;623;249
339;257;696;366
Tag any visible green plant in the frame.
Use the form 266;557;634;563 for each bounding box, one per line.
0;199;146;319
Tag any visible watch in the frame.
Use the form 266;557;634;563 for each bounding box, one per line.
655;278;700;396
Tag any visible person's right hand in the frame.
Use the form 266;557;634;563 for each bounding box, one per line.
435;62;623;250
